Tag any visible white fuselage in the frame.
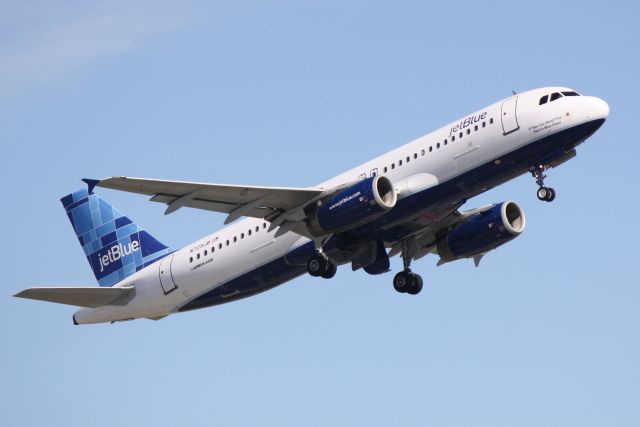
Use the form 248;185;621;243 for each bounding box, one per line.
74;87;609;324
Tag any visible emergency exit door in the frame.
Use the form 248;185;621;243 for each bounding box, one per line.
501;96;520;135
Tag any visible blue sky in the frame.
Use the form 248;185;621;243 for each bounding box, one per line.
2;1;639;426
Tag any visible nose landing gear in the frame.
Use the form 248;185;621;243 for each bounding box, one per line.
530;164;556;202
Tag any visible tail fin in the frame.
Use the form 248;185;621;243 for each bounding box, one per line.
61;188;172;287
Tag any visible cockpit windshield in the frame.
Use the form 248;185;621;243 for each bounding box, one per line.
539;90;581;105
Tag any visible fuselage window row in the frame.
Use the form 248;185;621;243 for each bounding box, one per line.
378;118;493;176
189;222;270;263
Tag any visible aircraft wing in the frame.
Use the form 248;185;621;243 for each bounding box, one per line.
93;176;327;228
14;286;135;308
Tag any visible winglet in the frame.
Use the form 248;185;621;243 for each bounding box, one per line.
81;178;100;194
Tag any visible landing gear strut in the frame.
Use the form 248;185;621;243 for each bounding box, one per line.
307;252;337;279
530;164;556;202
394;240;423;295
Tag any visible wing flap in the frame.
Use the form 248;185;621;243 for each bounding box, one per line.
14;286;135;308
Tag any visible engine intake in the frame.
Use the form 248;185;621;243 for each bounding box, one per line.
307;176;397;236
438;201;525;262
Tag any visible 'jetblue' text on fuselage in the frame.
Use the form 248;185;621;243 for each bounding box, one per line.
449;112;487;137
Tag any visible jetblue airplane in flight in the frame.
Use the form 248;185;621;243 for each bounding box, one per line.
16;87;609;325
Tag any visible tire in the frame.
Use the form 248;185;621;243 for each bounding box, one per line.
547;188;556;202
537;187;549;201
321;261;337;279
307;255;327;277
393;271;410;293
407;274;423;295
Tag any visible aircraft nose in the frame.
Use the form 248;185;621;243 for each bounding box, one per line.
591;97;609;120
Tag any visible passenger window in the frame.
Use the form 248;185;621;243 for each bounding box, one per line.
474;125;478;131
550;92;562;101
218;243;222;249
482;122;486;128
241;233;244;239
233;236;237;242
444;139;447;146
226;240;229;246
421;149;425;156
255;226;259;232
413;153;417;159
189;257;193;263
451;135;455;141
197;253;200;259
466;129;471;135
212;247;215;253
383;166;388;173
204;250;208;256
398;160;402;166
459;132;463;138
263;223;267;229
248;229;252;236
539;95;549;105
429;146;433;152
489;118;494;124
391;163;395;169
437;143;440;149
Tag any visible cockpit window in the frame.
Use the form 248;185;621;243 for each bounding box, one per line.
550;92;563;102
539;95;549;105
562;91;580;97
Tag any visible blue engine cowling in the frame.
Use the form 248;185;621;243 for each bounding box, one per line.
307;176;397;236
437;201;526;262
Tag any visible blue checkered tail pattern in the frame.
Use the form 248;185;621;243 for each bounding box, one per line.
61;188;172;287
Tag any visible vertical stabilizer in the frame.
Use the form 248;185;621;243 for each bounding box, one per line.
61;188;172;287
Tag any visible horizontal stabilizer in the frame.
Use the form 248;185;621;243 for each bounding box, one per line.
14;286;135;308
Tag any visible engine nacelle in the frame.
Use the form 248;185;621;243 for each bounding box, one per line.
307;176;397;236
437;201;526;262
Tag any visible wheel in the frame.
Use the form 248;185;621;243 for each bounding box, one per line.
537;187;549;201
393;271;411;293
321;261;337;279
307;254;327;277
547;187;556;202
407;273;423;295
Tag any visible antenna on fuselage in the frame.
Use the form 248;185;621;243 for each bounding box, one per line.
512;90;517;95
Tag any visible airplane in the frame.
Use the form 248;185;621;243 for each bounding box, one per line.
15;87;609;325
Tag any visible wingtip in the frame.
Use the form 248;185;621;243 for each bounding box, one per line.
13;290;27;298
81;178;100;194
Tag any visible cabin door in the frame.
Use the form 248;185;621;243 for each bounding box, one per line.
158;254;177;294
501;96;520;135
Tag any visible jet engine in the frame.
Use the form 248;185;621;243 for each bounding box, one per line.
306;176;397;236
437;201;525;262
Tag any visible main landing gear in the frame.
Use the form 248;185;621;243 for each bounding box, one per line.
394;240;423;295
393;270;423;295
530;164;556;202
307;252;337;279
